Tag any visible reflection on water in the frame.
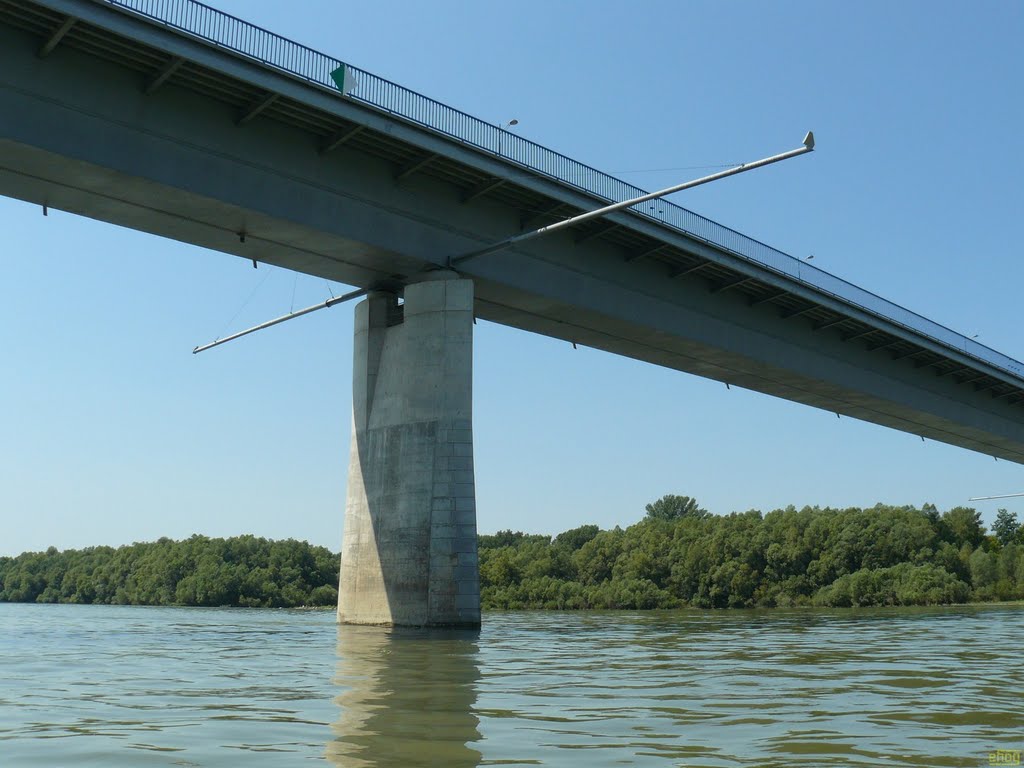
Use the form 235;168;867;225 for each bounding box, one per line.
328;626;481;767
1;603;1022;767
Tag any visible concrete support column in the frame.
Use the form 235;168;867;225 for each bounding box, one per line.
338;271;479;627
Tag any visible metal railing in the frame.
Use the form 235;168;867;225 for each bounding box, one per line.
98;0;1024;382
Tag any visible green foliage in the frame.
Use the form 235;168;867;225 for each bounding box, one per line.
0;535;339;608
478;530;551;550
969;548;999;595
644;494;708;522
553;525;601;551
6;497;1021;613
940;507;985;548
813;563;971;607
479;497;1021;610
993;509;1021;546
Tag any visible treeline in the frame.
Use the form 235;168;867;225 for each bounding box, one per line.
479;497;1024;610
4;499;1024;611
0;535;338;608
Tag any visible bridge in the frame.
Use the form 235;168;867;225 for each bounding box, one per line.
3;0;1024;626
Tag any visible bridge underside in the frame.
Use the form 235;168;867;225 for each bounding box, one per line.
2;4;1023;464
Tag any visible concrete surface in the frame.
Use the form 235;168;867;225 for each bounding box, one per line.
338;272;479;627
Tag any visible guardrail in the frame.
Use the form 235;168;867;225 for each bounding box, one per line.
98;0;1024;381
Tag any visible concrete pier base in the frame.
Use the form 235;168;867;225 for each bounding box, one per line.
338;272;480;627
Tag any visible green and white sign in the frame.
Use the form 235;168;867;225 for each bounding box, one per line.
330;64;358;95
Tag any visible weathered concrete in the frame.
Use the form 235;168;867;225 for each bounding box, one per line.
338;272;479;627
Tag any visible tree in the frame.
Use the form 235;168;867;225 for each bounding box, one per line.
553;525;601;551
992;509;1021;546
969;548;998;593
941;507;986;548
645;494;707;522
0;536;339;608
7;500;1021;614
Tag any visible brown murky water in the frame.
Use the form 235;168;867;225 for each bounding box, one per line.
1;603;1021;766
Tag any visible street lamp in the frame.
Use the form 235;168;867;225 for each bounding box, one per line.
497;118;518;156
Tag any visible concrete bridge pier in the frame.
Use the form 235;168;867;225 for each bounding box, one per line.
338;271;480;627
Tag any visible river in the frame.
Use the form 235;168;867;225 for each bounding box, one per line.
0;603;1020;766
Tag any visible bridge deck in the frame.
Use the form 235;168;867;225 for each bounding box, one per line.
3;0;1024;462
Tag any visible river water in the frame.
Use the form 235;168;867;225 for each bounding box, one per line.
0;603;1021;767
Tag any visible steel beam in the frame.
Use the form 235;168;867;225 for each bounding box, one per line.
395;153;439;182
993;388;1022;401
842;328;878;343
520;201;565;230
668;261;710;279
144;56;184;95
712;276;756;294
319;124;365;154
891;348;923;362
237;92;279;125
958;372;989;385
625;244;666;262
813;316;848;331
866;338;900;352
749;289;789;307
461;178;505;203
575;222;621;245
781;303;819;320
38;16;75;58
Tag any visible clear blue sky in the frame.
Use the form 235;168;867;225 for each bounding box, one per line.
2;0;1022;556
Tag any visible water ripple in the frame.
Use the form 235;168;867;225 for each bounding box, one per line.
1;604;1022;766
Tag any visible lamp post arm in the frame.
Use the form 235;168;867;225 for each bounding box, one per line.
193;132;814;353
451;131;814;267
192;286;369;354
